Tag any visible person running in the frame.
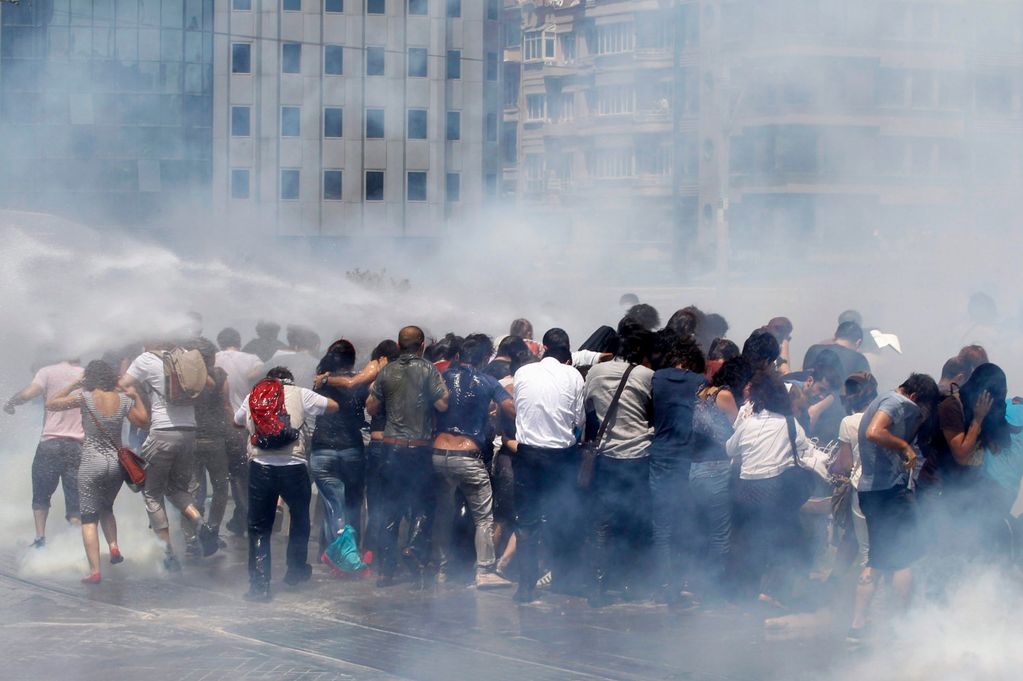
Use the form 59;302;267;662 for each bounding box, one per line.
235;367;339;601
431;334;514;589
833;373;878;574
46;361;149;583
802;321;871;380
4;357;85;547
243;320;288;363
366;326;449;588
362;339;400;564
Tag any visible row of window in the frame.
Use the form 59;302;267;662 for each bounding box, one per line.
231;105;498;141
230;168;464;202
230;43;493;80
231;0;500;19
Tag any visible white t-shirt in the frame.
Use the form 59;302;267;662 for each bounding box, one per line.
726;409;809;480
215;349;264;411
268;350;319;389
126;352;195;430
572;350;603;369
839;412;865;490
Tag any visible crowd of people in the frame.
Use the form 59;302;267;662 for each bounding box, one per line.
5;305;1022;642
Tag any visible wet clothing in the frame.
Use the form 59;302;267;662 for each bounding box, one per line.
484;358;512;381
31;362;85;441
194;367;228;438
726;410;808;481
31;437;81;518
310;446;364;547
692;390;734;463
802;343;870;380
370;354;446;442
436;364;511;450
242;337;288;363
513;357;585;450
858;485;920;570
126;351;196;430
235;384;330;464
311;372;369;452
584;360;654;460
215;349;263;412
248;460;311;588
649;368;704;462
857;391;921;492
78;392;131;523
268;350;319;389
433;449;497;571
376;443;434;576
140;429;196;532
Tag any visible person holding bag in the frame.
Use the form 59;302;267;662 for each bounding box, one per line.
46;361;149;584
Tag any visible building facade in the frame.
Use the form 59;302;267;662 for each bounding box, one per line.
0;0;214;226
214;0;505;238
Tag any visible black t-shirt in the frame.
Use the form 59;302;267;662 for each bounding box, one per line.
310;372;369;451
485;358;512;381
802;343;870;380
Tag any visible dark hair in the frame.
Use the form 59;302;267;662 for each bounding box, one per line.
83;360;118;392
661;333;706;374
190;337;218;366
764;317;793;342
809;348;843;389
960;363;1010;451
511;350;538;375
707;337;740;362
842;372;878;414
398;326;425;353
957;345;989;376
742;329;780;369
286;325;320;353
542;327;571;350
371;339;400;362
624;303;660;331
460;334;494;368
620;327;656;366
320;339;356;372
509;318;533;339
899;373;940;411
579;325;620;355
266;366;295;383
749;370;792;415
711;356;753;397
666;306;704;340
701;313;729;348
432;333;463;361
542;344;572;364
256;320;280;340
835;321;864;344
496;335;529;359
838;309;863;327
940;356;969;382
217;327;242;350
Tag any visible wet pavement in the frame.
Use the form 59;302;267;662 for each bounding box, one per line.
0;534;848;681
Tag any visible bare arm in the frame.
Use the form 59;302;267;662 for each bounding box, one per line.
220;379;234;425
45;378;85;411
4;383;43;414
433;386;450;413
808;394;835;430
117;373;138;392
832;441;853;477
865;410;916;470
944;391;992;465
498;397;515;420
126;387;150;428
317;360;380;390
366;391;381;417
323;398;340;414
715;389;740;424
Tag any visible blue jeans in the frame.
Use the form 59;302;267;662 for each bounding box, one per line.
309;447;365;548
688;460;733;596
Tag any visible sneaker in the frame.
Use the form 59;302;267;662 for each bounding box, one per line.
30;537;45;549
197;523;220;557
163;553;182;573
283;563;312;586
109;547;124;565
225;517;245;537
184;540;202;559
535;570;552;590
476;571;514;590
244;584;272;603
362;550;374;566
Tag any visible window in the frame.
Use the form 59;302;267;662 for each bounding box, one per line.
408;47;427;77
324;44;343;75
596;85;635;115
323;170;342;200
281;106;301;136
324;0;342;12
446;172;460;202
485;173;497;196
407;109;427;139
366;46;384;75
408;0;426;15
365;171;384;200
407;171;427;201
588;149;634;178
366;108;384;137
485;113;497;142
486;0;499;21
561;33;576;61
280;169;300;199
446;111;460;140
526;94;546;121
233;0;252;10
524;28;555;62
446;50;460;79
525;154;545;192
282;43;301;74
593;23;634;55
283;0;300;10
486;52;498;81
502;121;516;162
231;106;250;136
367;0;384;13
506;22;521;48
232;43;251;73
552;92;574;122
446;0;460;17
231;169;250;199
324;107;343;137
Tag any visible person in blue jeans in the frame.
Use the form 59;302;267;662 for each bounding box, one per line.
309;340;371;554
648;331;707;606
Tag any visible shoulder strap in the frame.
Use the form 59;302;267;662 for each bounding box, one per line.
785;414;800;466
594;364;636;450
83;395;120;450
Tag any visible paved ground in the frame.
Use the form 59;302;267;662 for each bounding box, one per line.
0;533;849;681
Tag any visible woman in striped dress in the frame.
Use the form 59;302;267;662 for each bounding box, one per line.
47;360;149;583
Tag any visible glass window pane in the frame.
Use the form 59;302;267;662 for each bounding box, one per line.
184;30;202;62
283;0;301;10
231;168;250;198
280;169;299;199
446;0;460;18
324;45;343;75
407;171;426;201
407;109;427;139
324;107;342;137
231;106;250;136
408;47;427;77
233;0;252;10
282;43;301;73
446;50;460;79
365;170;384;200
324;0;342;12
366;108;384;137
161;29;182;61
185;0;201;28
161;0;182;27
281;106;300;136
323;170;342;200
367;0;384;14
446;172;460;201
409;0;426;16
446;111;460;140
366;46;384;75
232;43;251;73
139;0;160;26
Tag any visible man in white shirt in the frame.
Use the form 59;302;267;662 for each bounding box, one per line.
267;325;321;388
214;327;264;536
235;366;338;602
511;343;585;603
119;342;221;570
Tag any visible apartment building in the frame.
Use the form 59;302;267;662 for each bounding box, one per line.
214;0;504;238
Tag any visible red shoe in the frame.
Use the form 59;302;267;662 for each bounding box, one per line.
81;573;101;584
362;550;374;566
110;547;124;564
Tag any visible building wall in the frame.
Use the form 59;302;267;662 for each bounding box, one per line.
214;0;504;238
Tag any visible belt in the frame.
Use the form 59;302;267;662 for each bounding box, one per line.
434;447;483;459
381;437;432;447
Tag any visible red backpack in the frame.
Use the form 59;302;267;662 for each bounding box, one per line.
248;379;299;450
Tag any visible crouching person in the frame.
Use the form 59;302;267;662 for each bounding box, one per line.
235;367;338;602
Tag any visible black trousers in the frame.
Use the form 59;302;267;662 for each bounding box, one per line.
247;460;311;587
376;443;434;578
593;456;652;593
512;443;584;593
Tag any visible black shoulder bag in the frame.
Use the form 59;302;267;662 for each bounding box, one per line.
578;364;636;489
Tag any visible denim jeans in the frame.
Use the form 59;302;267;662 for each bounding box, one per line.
309;446;365;548
247;460;311;587
377;443;434;577
364;440;385;554
688;460;733;595
225;427;250;529
183;436;230;542
31;437;82;520
593;456;651;593
432;450;496;572
649;455;690;593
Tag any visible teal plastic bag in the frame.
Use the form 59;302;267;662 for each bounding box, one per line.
322;525;368;574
